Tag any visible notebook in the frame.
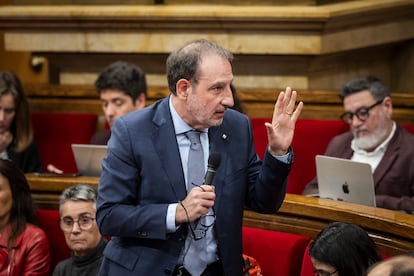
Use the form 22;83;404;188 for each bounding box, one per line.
71;144;107;177
315;155;376;207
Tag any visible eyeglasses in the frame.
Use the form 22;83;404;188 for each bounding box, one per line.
313;269;337;276
188;207;216;240
59;216;95;232
339;99;383;124
185;182;216;241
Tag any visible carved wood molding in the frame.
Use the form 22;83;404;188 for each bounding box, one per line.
0;1;413;55
25;83;414;123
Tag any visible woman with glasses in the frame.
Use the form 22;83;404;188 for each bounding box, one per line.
0;159;50;275
303;76;414;214
53;184;107;276
309;222;382;276
0;71;42;173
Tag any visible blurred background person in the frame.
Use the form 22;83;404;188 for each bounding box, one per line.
367;251;414;276
303;76;414;213
309;221;382;276
91;61;147;145
0;159;50;275
0;71;42;173
53;184;106;276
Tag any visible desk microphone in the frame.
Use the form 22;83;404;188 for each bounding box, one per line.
204;153;221;185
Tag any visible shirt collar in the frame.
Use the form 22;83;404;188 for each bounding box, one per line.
169;96;208;135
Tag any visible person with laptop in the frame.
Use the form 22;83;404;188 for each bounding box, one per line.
303;76;414;213
53;184;107;276
91;60;147;145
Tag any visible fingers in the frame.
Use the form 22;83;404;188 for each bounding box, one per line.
273;87;303;120
180;186;215;222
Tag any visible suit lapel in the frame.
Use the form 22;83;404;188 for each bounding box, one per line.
152;98;187;201
373;127;401;187
208;125;229;214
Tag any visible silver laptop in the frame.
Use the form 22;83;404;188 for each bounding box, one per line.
316;155;376;207
71;144;107;177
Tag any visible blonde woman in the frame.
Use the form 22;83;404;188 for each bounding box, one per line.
0;71;42;172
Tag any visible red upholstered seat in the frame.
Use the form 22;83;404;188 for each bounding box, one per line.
36;209;70;274
251;118;349;194
242;226;310;276
31;113;98;173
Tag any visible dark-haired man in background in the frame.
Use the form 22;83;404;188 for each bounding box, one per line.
91;60;147;145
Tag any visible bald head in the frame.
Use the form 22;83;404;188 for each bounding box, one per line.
367;255;414;276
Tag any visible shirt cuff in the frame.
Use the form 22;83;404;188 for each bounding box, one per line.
166;203;178;233
271;147;293;164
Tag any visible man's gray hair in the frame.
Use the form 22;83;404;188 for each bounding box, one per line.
59;184;98;213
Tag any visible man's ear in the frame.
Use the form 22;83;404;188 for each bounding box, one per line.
383;96;393;118
134;93;146;110
176;78;191;99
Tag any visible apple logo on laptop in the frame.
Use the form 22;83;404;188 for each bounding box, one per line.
342;181;350;194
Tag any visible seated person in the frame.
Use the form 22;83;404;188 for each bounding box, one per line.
303;76;414;213
53;184;107;276
0;71;42;172
309;221;382;276
367;251;414;276
91;61;147;145
0;159;50;275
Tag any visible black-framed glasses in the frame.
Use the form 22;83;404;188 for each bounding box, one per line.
339;99;383;124
187;182;216;241
313;269;337;276
59;216;95;232
188;207;216;240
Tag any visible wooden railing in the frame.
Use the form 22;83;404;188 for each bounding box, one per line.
25;84;414;124
27;173;414;257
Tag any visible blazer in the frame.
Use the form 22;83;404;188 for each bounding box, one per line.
303;125;414;213
96;97;291;275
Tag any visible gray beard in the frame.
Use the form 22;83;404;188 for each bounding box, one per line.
354;125;388;151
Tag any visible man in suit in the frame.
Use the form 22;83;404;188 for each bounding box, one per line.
96;39;303;275
303;76;414;213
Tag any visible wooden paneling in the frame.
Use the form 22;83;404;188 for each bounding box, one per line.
25;84;414;124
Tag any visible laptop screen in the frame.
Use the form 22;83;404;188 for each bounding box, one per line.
71;144;107;177
316;155;376;207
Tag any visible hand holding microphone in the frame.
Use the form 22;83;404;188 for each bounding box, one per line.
178;153;222;224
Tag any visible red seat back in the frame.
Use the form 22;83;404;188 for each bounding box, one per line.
37;209;70;274
243;226;310;276
32;113;98;173
251;118;349;194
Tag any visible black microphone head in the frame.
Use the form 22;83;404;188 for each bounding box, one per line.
208;153;221;169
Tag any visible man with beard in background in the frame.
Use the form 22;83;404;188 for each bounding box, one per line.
303;76;414;213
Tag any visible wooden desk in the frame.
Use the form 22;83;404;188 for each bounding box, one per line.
27;174;414;256
244;194;414;256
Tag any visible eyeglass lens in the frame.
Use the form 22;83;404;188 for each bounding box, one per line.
60;216;95;231
340;99;383;124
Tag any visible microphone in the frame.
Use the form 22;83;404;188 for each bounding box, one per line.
204;153;221;185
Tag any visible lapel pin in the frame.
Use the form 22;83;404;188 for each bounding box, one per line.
221;133;227;140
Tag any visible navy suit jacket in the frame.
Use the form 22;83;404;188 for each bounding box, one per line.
96;96;291;275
